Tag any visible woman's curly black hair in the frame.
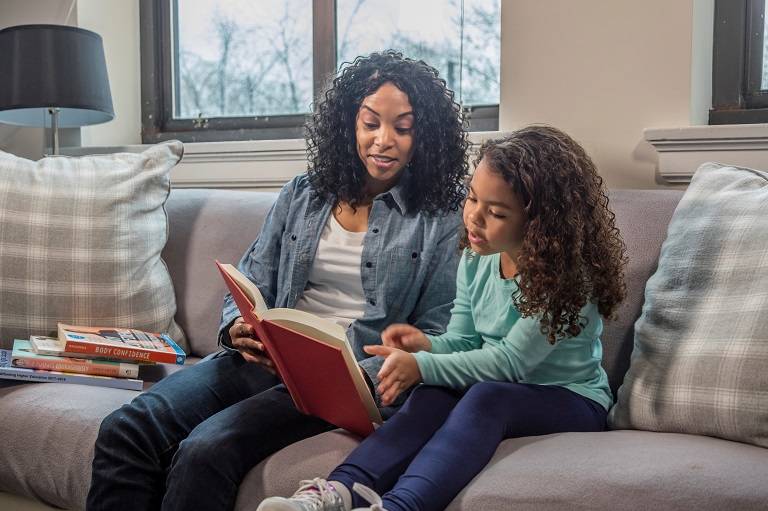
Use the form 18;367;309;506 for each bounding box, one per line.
462;126;627;344
305;50;469;214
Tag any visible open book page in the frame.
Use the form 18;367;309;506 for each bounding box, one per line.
263;309;346;343
218;262;346;342
218;263;268;316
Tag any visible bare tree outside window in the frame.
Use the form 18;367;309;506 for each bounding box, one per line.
337;0;500;106
175;0;499;121
177;0;313;119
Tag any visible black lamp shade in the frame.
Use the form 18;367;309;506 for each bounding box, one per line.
0;24;114;128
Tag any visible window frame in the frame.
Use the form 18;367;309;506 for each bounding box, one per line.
710;0;768;124
139;0;498;144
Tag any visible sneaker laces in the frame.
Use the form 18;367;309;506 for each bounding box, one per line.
289;478;345;511
352;482;386;511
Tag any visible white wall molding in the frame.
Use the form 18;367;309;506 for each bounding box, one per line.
64;132;502;190
645;124;768;183
171;139;307;190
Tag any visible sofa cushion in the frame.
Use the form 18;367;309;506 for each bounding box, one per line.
0;382;135;509
0;142;187;352
0;359;196;510
163;189;277;356
608;163;768;448
236;430;768;511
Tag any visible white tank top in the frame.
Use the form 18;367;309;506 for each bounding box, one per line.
294;213;366;329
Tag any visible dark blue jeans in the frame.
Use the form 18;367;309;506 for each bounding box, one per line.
330;382;607;511
86;350;334;511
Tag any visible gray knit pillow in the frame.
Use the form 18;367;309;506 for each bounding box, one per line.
0;142;187;352
609;162;768;447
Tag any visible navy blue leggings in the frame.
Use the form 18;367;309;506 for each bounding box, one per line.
329;382;607;511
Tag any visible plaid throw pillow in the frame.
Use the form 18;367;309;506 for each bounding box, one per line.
608;162;768;447
0;142;187;352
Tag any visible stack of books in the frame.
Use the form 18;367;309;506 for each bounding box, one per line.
0;323;186;391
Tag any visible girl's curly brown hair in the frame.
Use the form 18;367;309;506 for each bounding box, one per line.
463;126;627;343
305;50;469;214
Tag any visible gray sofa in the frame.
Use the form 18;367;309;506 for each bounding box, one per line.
1;187;766;511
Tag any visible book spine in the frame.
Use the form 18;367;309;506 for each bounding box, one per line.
0;367;143;391
62;340;183;365
11;356;139;378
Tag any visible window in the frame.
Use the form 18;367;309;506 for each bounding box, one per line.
710;0;768;124
140;0;500;143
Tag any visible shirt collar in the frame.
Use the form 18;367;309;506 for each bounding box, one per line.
374;166;411;214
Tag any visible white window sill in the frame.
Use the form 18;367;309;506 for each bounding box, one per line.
64;131;502;190
645;124;768;184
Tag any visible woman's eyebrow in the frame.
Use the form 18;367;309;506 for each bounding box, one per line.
360;105;414;119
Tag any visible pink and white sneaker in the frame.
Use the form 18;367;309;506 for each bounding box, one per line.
257;478;347;511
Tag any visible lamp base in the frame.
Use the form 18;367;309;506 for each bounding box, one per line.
48;107;60;155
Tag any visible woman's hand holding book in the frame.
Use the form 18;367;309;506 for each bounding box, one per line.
230;317;275;374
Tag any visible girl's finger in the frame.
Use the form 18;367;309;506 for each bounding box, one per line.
364;345;392;357
403;333;422;344
382;384;400;406
377;358;395;380
382;324;414;339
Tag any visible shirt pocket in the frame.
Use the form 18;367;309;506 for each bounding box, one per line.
382;247;423;317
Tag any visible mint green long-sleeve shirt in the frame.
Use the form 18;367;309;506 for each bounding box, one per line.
412;252;613;411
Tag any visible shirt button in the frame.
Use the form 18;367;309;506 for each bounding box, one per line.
368;298;376;306
365;261;372;268
372;228;379;234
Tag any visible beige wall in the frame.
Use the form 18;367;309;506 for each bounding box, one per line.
3;0;712;189
77;0;141;147
499;0;704;188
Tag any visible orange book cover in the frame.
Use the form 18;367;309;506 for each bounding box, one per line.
216;261;382;437
35;324;186;365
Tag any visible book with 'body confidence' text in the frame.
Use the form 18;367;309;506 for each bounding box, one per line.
30;324;186;365
216;261;382;437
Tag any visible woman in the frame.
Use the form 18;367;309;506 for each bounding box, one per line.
87;50;468;511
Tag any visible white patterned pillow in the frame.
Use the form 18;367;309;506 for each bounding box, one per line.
0;142;187;352
608;162;768;447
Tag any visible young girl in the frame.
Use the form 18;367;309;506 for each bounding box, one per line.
258;125;626;511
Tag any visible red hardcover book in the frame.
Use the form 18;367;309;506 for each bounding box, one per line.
37;324;187;365
216;261;382;437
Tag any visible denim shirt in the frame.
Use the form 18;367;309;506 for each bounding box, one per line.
218;171;462;407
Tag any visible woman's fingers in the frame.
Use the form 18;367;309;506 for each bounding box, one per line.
232;335;274;370
230;319;255;340
232;336;264;354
